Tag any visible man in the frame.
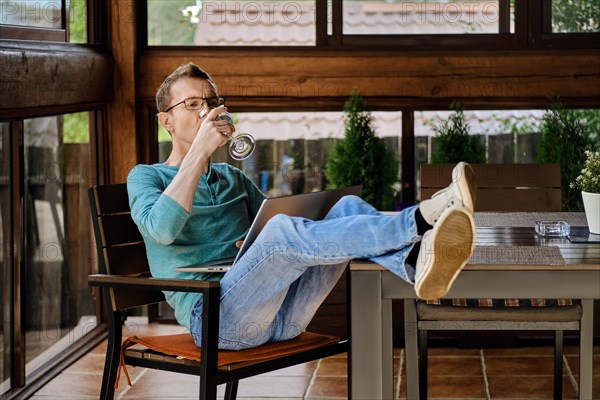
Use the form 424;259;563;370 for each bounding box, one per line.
127;62;476;350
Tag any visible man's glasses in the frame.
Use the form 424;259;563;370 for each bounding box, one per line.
163;95;255;160
164;96;224;113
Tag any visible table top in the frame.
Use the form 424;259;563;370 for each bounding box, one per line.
352;212;600;272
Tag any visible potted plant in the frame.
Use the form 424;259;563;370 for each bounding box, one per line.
570;150;600;234
326;89;399;210
536;100;598;211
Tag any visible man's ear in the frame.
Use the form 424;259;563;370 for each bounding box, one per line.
158;112;173;133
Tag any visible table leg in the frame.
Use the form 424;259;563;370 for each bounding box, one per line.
579;299;594;400
351;271;393;399
382;298;393;399
404;298;419;400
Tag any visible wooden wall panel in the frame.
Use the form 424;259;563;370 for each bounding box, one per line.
104;0;138;183
138;50;600;110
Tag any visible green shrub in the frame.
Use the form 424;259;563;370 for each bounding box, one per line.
325;89;399;210
536;100;598;211
430;103;486;164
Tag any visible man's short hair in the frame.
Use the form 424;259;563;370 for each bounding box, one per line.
156;63;215;112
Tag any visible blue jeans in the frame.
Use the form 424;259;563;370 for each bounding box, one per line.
190;195;420;350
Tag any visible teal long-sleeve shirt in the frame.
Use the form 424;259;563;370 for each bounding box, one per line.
127;162;266;330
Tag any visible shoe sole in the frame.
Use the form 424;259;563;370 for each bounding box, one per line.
454;162;476;213
414;206;476;300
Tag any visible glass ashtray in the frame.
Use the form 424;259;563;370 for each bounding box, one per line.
534;220;570;237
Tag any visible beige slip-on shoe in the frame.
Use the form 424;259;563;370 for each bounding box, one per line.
414;204;476;300
420;162;476;225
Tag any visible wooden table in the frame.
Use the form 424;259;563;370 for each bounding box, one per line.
350;212;600;400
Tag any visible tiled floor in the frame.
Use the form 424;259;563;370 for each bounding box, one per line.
31;319;600;400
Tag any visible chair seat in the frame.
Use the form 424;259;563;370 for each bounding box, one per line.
122;331;342;370
417;301;582;322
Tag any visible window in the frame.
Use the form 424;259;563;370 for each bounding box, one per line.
0;0;62;29
18;112;97;381
545;0;600;33
0;0;87;42
341;0;515;35
0;117;93;396
147;0;317;46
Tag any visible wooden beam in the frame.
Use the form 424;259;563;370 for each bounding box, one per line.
0;43;112;119
104;0;138;183
138;50;600;110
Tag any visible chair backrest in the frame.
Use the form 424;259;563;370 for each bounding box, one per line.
89;183;165;311
420;163;561;212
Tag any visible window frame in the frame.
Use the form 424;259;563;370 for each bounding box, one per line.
328;0;523;49
0;25;66;41
140;0;600;51
0;0;67;42
0;0;107;45
536;0;600;48
141;0;524;50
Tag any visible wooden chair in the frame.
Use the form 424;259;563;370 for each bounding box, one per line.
417;163;582;400
88;183;349;400
420;163;562;212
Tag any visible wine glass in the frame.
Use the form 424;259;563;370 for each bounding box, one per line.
214;112;256;160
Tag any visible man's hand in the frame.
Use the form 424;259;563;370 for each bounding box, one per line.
193;106;234;158
235;240;244;249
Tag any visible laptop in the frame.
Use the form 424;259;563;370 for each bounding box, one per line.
174;185;363;273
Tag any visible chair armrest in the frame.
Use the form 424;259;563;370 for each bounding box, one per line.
88;274;220;294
